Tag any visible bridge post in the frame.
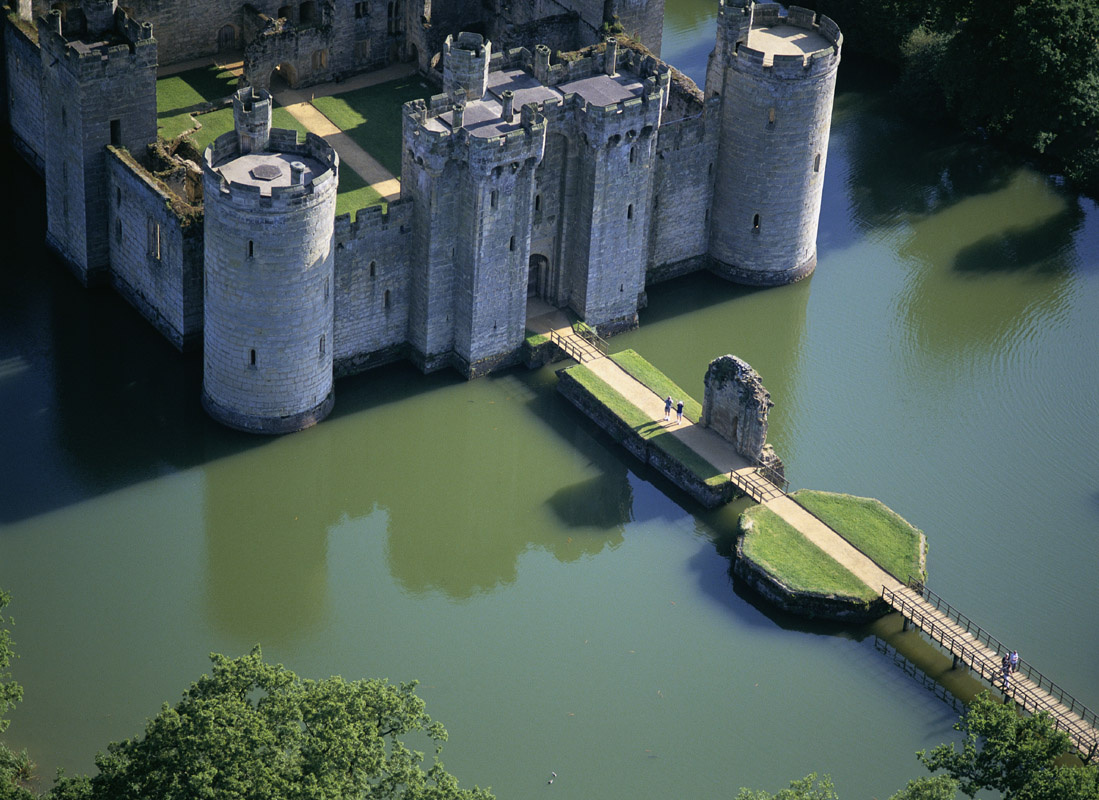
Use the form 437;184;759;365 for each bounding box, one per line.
902;618;910;632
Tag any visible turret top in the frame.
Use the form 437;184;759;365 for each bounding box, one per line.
747;25;830;60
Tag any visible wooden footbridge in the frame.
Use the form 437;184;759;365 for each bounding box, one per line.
883;580;1099;762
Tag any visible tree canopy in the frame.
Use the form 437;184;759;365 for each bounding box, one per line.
51;647;493;800
919;692;1098;800
808;0;1099;194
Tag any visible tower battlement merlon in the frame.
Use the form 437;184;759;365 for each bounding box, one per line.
459;104;547;176
38;8;157;76
203;127;338;206
334;198;413;243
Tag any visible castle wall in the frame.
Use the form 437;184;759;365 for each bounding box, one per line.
332;201;413;377
106;147;204;350
403;105;459;371
530;127;575;305
455;137;542;375
646;106;717;283
609;0;664;54
38;10;158;284
563;92;661;332
3;17;45;173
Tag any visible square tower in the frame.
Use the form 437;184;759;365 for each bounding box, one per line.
38;2;157;285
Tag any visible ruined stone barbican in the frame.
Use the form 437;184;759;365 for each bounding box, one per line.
701;354;772;461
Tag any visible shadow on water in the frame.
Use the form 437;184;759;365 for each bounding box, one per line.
952;204;1085;276
831;55;1017;235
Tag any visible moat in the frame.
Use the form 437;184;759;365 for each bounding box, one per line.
2;3;1099;798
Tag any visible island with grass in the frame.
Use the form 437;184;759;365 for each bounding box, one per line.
735;490;927;621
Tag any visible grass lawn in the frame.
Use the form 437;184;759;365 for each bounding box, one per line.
565;365;726;487
609;350;703;422
335;169;386;219
157;65;239;140
791;490;925;582
188;106;307;154
739;505;878;601
310;75;434;176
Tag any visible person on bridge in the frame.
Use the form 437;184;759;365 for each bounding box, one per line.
664;396;673;422
1010;650;1019;672
676;400;684;424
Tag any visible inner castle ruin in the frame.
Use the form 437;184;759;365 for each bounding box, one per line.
1;0;841;432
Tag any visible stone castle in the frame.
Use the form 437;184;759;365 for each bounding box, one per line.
1;0;841;433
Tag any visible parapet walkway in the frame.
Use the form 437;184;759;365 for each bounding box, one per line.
543;323;1099;758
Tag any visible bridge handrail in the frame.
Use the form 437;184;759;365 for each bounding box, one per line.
575;326;609;356
882;584;1099;751
549;329;593;363
902;579;1099;732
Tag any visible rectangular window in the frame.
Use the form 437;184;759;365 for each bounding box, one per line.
355;1;367;17
148;219;161;260
110;119;121;147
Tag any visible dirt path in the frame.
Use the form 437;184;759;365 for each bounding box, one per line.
569;348;903;593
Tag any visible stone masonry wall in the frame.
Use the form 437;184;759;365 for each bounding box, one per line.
4;18;44;172
646;106;717;284
403;105;459;371
39;11;158;283
202;130;338;432
333;201;413;377
708;8;841;286
106;147;204;350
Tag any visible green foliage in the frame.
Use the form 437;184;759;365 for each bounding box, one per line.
734;773;838;800
810;0;1099;193
1;589;35;800
917;691;1096;799
790;490;924;582
739;506;878;601
61;647;492;800
0;590;21;733
889;775;958;800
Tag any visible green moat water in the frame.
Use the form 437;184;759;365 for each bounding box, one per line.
3;5;1099;798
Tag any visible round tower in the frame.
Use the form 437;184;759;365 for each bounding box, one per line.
707;2;842;286
201;98;339;434
443;32;491;101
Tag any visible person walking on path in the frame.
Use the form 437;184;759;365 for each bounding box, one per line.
664;396;672;422
675;400;684;424
1010;650;1019;673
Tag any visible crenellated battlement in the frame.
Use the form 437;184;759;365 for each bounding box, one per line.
204;128;338;206
38;8;156;78
334;198;413;243
574;81;664;143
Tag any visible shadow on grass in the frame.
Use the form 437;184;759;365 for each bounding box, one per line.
310;76;433;176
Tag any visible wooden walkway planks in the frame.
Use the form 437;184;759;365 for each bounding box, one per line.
883;584;1099;762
